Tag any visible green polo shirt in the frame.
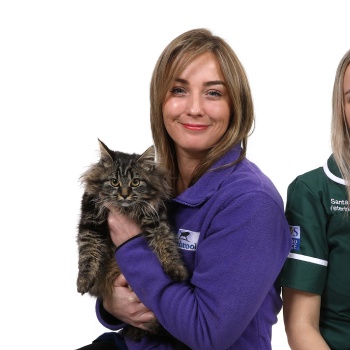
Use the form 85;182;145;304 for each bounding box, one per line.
279;155;350;349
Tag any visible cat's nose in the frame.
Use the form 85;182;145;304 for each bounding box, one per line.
121;194;128;199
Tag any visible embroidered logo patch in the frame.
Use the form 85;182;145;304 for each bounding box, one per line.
177;229;200;251
290;225;300;251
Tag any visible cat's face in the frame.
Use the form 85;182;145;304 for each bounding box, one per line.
102;161;153;208
82;140;170;213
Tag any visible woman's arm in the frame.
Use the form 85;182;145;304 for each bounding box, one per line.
113;192;290;350
282;287;330;349
107;207;141;247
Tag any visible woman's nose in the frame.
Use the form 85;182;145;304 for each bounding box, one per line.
187;94;203;117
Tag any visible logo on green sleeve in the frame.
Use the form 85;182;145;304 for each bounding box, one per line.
290;225;300;250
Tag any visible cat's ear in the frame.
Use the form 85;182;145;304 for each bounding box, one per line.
98;138;113;161
138;146;155;169
138;146;155;161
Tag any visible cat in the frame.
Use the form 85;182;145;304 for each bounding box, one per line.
76;139;188;341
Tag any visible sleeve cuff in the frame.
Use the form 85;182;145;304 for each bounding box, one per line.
95;298;126;331
279;258;327;295
115;233;143;251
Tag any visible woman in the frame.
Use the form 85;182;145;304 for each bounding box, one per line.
280;49;350;349
78;28;291;350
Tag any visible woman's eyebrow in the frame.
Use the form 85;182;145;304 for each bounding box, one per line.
345;89;350;96
174;78;188;85
204;80;226;87
174;78;225;86
173;78;226;88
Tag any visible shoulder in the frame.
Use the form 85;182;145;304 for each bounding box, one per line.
288;155;340;195
290;167;324;189
220;156;284;209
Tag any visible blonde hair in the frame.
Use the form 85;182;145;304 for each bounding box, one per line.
150;28;254;191
331;49;350;201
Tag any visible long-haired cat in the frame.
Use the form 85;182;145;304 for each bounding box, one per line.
77;139;188;341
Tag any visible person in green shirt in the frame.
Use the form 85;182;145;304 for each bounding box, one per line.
279;48;350;349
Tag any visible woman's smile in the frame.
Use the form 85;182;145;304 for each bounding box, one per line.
163;51;231;159
181;122;210;131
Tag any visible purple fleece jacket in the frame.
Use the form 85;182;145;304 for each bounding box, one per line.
96;144;291;349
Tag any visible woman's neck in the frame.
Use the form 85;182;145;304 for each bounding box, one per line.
176;155;201;194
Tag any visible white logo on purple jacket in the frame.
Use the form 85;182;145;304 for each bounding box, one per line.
177;229;200;251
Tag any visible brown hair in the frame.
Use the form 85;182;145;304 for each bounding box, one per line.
150;28;254;191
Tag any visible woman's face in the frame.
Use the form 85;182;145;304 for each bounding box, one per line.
162;52;231;160
344;63;350;127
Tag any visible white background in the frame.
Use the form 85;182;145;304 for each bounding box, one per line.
1;1;349;349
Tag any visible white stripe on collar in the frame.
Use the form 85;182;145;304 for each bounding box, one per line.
323;162;346;185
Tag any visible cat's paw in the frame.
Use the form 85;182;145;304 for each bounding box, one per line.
145;318;164;334
77;275;94;295
167;264;188;281
125;319;164;340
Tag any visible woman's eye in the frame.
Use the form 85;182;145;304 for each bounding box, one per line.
131;178;140;187
110;179;119;187
170;87;185;95
207;90;222;97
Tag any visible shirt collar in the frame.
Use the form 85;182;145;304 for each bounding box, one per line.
323;155;346;185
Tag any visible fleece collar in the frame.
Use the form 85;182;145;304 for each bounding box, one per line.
173;144;242;207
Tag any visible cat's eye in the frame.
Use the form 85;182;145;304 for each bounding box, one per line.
131;178;140;187
110;179;120;187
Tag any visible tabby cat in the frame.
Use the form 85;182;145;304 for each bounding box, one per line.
77;139;188;341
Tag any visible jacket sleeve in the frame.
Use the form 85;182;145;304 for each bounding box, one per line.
95;298;126;331
115;191;291;350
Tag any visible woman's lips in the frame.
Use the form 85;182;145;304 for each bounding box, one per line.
182;123;209;131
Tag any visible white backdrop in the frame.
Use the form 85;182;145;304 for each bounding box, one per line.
1;1;349;349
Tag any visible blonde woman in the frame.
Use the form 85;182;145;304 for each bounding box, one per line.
77;28;291;350
280;49;350;349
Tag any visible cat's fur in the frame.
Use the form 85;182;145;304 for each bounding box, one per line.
77;139;188;341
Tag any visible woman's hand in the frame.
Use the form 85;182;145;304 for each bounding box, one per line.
107;207;141;247
103;274;155;330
